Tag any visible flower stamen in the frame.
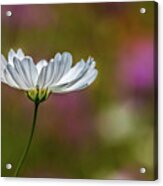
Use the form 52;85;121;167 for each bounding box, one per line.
26;88;50;103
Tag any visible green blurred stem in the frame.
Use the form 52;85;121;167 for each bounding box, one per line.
14;102;39;177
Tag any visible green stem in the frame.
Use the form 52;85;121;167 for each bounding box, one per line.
14;102;39;177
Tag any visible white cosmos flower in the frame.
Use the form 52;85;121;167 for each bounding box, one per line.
1;49;98;102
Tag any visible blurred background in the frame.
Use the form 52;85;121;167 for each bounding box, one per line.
1;2;157;180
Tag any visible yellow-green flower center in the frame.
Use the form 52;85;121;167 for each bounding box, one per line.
26;88;51;103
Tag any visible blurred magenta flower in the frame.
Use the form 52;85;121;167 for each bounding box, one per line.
54;93;95;144
117;38;154;91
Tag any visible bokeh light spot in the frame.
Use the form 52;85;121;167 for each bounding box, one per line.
6;163;12;170
139;167;146;174
6;11;12;17
140;8;146;14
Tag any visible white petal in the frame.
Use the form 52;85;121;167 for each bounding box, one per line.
54;58;95;87
60;52;73;74
54;52;62;61
1;54;8;83
69;58;96;84
56;52;72;80
37;66;47;88
8;49;16;66
8;48;26;66
36;60;48;74
1;68;6;83
55;59;85;85
1;71;7;84
50;58;98;93
37;52;73;89
47;53;62;84
6;64;29;90
1;54;7;69
42;61;55;88
3;69;20;88
51;52;73;84
39;56;60;88
1;73;7;84
20;57;38;87
13;57;33;88
50;69;98;93
17;48;25;60
64;69;98;92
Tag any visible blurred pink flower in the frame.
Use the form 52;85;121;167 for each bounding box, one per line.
117;38;154;91
53;92;95;145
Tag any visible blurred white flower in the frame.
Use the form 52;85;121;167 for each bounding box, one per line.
1;49;98;102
